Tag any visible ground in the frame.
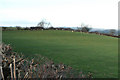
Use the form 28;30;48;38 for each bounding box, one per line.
2;30;118;78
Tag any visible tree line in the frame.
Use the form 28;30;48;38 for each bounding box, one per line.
2;20;119;37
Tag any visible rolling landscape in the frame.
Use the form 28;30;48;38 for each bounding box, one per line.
0;0;118;79
2;30;118;78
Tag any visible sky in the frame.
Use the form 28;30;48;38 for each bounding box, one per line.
0;0;119;29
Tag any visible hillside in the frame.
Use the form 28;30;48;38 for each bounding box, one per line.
2;30;118;78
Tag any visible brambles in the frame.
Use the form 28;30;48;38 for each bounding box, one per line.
0;43;92;79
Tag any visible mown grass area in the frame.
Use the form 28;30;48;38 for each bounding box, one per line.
2;30;118;78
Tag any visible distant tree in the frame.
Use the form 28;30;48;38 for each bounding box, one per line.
49;27;54;29
46;22;52;28
37;20;52;29
78;23;92;32
77;27;81;31
24;27;30;30
109;29;116;35
37;20;46;28
16;26;21;30
76;23;84;31
81;23;85;27
81;26;91;32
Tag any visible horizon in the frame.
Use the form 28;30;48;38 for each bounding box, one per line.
0;0;119;30
1;26;119;31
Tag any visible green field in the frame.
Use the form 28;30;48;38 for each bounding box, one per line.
2;30;118;78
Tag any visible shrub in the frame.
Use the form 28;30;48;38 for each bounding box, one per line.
0;43;93;79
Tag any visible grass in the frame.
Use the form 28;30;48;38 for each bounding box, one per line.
2;30;118;78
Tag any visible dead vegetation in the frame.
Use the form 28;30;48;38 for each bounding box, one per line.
0;43;92;79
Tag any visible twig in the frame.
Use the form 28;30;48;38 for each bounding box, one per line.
0;66;4;80
10;63;13;80
18;70;21;78
13;56;16;79
24;72;28;78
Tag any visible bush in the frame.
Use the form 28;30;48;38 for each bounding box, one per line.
0;43;93;79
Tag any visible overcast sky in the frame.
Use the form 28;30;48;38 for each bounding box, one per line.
0;0;119;29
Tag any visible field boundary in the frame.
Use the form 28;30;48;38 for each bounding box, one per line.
0;43;92;79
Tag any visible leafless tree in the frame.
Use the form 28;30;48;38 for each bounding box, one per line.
37;20;46;28
81;25;91;32
37;20;52;29
109;29;116;35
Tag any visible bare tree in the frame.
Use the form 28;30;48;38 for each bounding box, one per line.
37;20;46;28
109;29;116;35
37;20;52;29
81;23;85;27
81;25;91;32
46;22;53;29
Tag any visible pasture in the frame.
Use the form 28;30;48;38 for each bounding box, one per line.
2;30;118;78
